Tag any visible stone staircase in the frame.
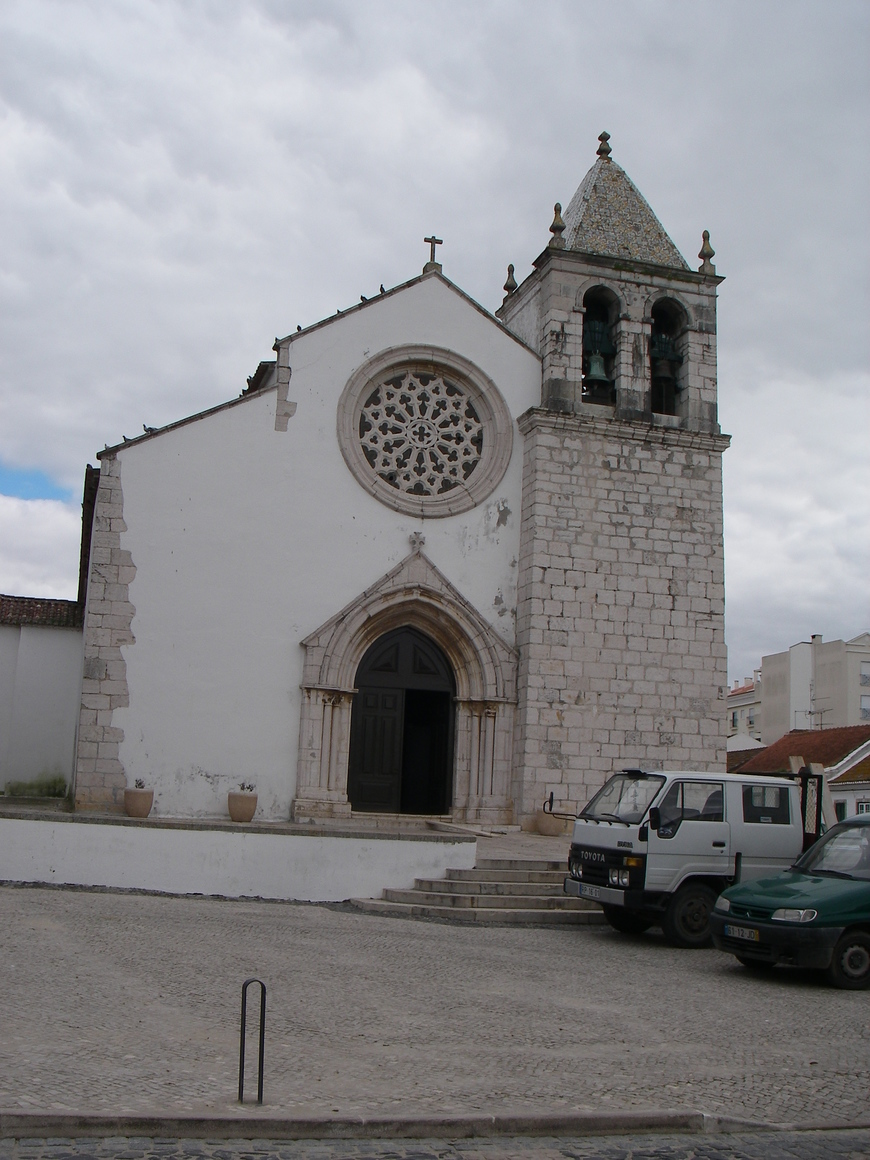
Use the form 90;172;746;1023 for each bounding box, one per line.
350;857;606;926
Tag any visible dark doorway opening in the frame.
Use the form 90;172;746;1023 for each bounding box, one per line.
348;627;455;814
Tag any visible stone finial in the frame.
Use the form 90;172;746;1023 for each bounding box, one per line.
698;229;716;275
548;203;566;249
503;263;518;295
409;531;426;552
597;131;612;160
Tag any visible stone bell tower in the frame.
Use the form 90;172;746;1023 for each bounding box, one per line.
498;132;730;822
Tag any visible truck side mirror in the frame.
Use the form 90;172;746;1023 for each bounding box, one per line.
648;807;661;832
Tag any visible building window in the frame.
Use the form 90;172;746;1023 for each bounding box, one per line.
338;347;513;519
730;711;738;729
861;661;870;687
359;370;483;498
857;802;870;815
861;695;870;721
834;801;847;822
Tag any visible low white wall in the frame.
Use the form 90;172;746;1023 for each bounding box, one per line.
0;625;82;789
0;817;475;902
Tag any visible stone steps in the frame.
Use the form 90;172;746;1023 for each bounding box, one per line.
350;855;605;927
382;889;580;909
412;878;566;896
443;868;566;884
350;899;603;925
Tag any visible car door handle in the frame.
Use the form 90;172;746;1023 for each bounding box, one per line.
712;841;726;848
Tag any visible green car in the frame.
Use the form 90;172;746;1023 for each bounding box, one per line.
710;815;870;989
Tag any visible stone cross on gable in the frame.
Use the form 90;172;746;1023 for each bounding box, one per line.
423;235;443;274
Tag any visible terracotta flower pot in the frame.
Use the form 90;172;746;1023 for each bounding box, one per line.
228;791;258;823
124;788;154;818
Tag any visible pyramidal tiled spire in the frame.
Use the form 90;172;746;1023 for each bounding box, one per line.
561;132;690;271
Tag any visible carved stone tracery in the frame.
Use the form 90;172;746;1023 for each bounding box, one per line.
337;346;514;519
359;369;484;497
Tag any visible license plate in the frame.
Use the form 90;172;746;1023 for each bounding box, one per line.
580;884;602;900
725;924;760;942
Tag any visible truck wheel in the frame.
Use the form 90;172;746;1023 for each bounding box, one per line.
662;884;717;948
601;905;653;935
827;931;870;990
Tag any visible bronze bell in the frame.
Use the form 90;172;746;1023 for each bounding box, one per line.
585;351;610;383
651;357;677;384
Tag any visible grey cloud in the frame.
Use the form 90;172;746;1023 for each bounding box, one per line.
0;0;867;680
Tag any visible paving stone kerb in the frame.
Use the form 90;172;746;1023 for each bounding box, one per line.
1;886;867;1129
2;1129;870;1160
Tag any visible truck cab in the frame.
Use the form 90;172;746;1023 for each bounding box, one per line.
562;769;815;946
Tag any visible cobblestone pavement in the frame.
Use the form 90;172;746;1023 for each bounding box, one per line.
0;1129;868;1159
1;885;868;1127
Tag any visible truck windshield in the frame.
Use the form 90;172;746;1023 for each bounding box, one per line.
581;772;666;825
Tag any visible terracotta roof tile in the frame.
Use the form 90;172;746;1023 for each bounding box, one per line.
727;751;756;773
830;755;870;785
736;726;870;774
0;595;82;628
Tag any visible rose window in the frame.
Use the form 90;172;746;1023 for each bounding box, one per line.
338;348;513;518
358;370;484;496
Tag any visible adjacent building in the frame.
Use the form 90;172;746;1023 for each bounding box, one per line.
0;597;83;793
727;671;762;741
734;724;870;820
760;633;870;744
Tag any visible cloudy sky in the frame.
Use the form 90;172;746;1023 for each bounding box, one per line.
0;0;867;681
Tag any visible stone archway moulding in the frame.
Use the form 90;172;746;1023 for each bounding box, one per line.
292;549;517;825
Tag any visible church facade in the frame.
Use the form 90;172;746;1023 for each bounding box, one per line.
73;134;730;826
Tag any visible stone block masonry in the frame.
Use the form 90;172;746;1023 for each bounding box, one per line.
74;454;136;810
514;409;730;821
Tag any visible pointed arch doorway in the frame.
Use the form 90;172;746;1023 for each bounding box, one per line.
347;627;455;814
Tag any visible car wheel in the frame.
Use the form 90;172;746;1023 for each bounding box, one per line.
662;884;717;947
735;955;774;972
827;931;870;990
601;905;653;935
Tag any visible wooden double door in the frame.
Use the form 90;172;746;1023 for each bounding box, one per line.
348;627;455;814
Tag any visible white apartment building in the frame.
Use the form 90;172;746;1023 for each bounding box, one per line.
727;671;762;741
760;632;870;745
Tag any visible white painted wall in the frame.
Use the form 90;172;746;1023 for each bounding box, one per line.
111;277;541;818
0;816;476;901
831;786;870;819
0;625;82;790
789;642;813;732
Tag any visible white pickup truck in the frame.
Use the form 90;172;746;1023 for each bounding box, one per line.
561;768;824;946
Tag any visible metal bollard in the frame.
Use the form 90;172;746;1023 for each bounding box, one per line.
238;977;266;1104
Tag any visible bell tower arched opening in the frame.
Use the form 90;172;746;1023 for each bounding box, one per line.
582;286;619;405
347;626;456;814
650;298;688;416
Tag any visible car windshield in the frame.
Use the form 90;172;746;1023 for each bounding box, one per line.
581;772;665;825
794;824;870;881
